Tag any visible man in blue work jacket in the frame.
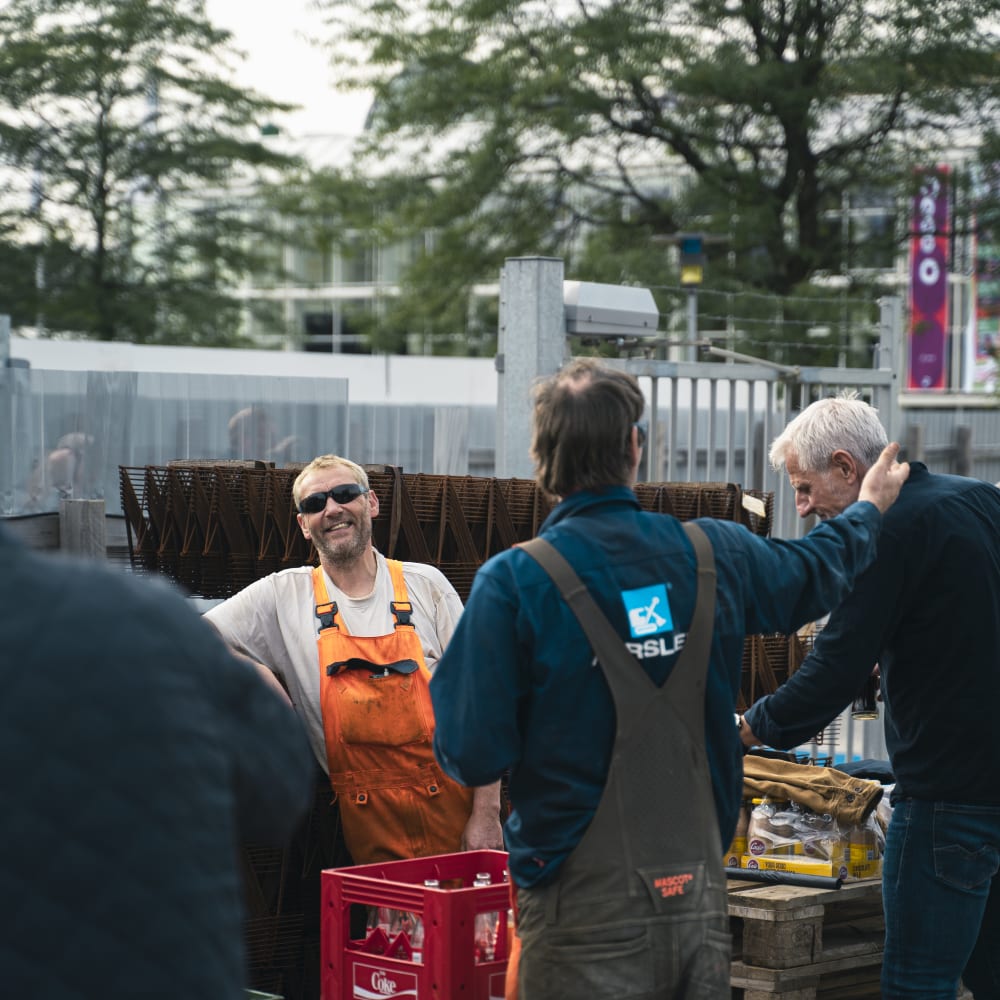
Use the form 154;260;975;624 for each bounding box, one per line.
430;358;908;1000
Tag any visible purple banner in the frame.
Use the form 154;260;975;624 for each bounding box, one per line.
908;167;950;390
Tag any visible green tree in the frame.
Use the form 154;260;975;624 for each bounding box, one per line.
317;0;999;349
0;0;299;343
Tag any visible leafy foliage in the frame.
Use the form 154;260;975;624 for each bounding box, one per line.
0;0;300;343
312;0;1000;352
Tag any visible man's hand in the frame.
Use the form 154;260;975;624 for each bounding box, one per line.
461;782;504;851
858;442;909;514
738;716;761;750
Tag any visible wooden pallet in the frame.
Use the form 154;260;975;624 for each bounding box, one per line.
727;876;884;1000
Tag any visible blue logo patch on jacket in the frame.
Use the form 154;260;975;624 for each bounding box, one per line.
622;584;673;638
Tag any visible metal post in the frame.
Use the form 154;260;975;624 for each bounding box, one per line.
954;425;972;477
59;498;107;559
686;289;698;363
904;423;925;464
495;257;566;479
647;376;660;483
0;315;13;514
877;295;903;443
0;312;10;368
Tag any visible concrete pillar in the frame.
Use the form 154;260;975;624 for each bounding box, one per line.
495;257;566;479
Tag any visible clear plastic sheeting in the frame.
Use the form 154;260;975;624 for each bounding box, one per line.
0;367;350;517
0;366;497;518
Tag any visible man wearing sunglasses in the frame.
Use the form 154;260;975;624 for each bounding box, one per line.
206;454;503;868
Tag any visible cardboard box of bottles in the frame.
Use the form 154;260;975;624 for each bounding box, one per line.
740;854;882;880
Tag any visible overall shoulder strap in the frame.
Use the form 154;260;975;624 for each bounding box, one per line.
312;565;340;632
385;558;415;629
681;520;715;641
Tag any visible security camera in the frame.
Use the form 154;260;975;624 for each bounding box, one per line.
563;281;660;339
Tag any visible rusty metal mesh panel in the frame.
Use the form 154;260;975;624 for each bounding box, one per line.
120;465;774;607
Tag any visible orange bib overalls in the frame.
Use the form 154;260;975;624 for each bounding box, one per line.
313;561;473;866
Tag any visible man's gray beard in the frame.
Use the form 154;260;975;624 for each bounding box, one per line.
316;522;370;568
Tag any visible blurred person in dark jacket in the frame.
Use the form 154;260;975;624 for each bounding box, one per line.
741;392;1000;1000
0;523;314;1000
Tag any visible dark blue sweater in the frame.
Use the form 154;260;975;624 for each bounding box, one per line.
430;486;884;887
0;525;314;999
746;464;1000;804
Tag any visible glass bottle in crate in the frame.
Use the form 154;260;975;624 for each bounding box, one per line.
502;869;514;960
365;905;394;939
407;878;439;963
473;872;498;962
397;908;421;961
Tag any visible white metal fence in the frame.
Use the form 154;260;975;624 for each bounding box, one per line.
623;357;897;541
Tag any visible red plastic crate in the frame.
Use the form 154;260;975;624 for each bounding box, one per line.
321;850;511;1000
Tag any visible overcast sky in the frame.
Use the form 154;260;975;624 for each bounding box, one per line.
203;0;371;136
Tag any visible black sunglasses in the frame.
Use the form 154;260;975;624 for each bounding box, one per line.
633;420;648;448
298;483;370;514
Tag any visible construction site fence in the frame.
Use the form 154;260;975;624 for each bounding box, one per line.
5;361;1000;540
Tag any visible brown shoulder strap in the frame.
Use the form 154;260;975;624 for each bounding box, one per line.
518;536;635;674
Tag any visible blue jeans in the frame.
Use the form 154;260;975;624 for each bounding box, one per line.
882;799;1000;999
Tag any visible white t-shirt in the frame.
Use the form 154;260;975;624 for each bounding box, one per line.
205;550;464;772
